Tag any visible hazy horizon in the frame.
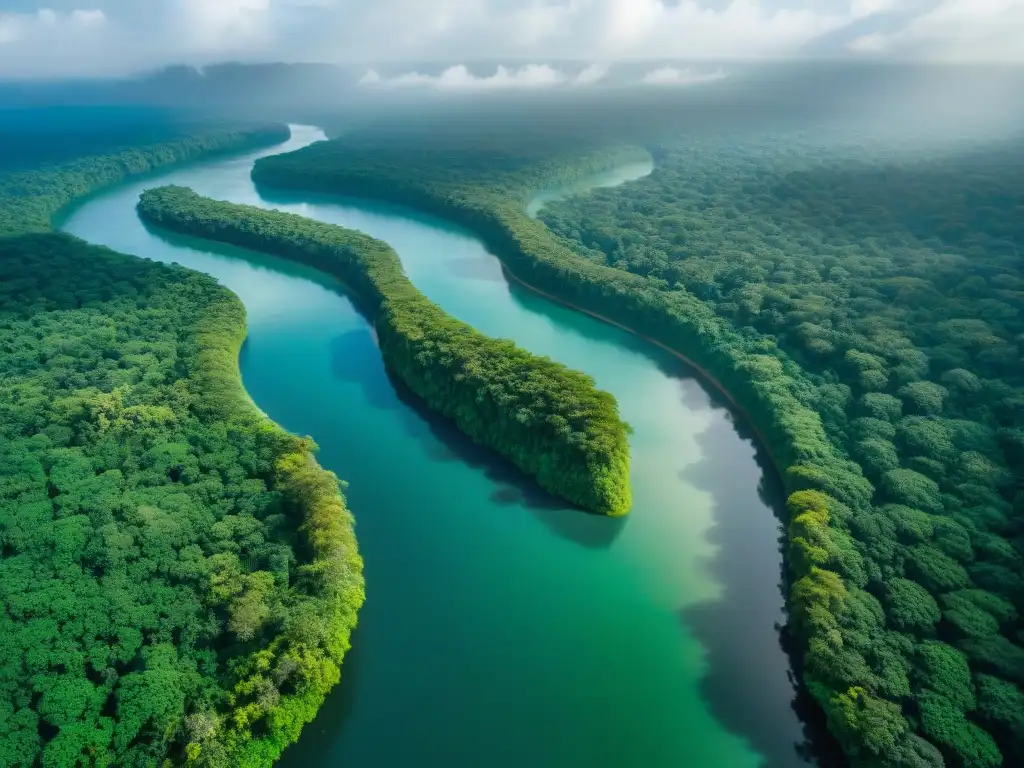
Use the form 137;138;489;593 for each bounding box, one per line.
1;1;1023;80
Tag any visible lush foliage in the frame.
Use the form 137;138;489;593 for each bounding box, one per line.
0;123;289;236
0;232;363;767
251;133;1024;766
137;185;632;515
0;122;361;766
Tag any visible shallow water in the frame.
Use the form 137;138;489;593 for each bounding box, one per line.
59;125;814;767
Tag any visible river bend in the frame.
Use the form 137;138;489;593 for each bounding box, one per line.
59;125;812;768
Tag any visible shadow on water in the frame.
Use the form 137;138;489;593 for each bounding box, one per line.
504;267;840;766
146;219;625;550
139;221;356;297
504;276;705;382
285;623;367;757
393;371;627;550
328;329;402;414
324;326;627;550
675;392;845;768
150;178;832;763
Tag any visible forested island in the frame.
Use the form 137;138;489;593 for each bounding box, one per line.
251;132;1024;767
136;185;632;516
1;124;364;766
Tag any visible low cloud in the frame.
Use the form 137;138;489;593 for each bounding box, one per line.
639;66;730;86
845;0;1024;61
574;63;609;85
357;62;732;91
2;1;1022;80
358;64;569;90
71;10;107;28
846;33;888;53
0;7;106;44
0;8;106;69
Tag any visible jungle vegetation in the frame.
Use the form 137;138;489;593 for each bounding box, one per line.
251;132;1024;767
136;185;632;515
0;122;289;237
0;123;363;766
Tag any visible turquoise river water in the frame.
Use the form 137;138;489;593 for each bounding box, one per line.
59;125;817;767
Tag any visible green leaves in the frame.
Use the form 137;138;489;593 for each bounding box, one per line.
0;232;362;766
917;691;1002;768
915;642;975;711
883;579;940;633
824;686;907;760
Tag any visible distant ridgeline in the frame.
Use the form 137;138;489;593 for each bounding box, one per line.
136;185;632;516
1;125;365;766
251;135;1024;767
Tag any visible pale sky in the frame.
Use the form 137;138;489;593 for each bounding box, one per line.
0;0;1022;79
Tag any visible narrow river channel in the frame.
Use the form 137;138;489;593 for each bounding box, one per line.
59;125;814;767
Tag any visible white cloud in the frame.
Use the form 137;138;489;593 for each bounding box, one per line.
360;64;570;90
0;18;18;45
574;63;609;85
71;10;107;28
175;0;272;51
640;66;730;86
847;0;1024;61
846;32;888;53
357;68;382;86
850;0;895;15
0;8;105;55
0;1;1022;78
358;62;735;90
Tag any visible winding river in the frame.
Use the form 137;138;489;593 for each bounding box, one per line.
59;125;815;767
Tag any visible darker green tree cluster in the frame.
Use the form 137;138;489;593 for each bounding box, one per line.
136;185;632;515
251;133;1024;767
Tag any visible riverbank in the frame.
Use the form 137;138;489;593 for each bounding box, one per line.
1;123;290;236
62;124;813;768
137;184;632;516
498;262;788;481
0;125;364;767
248;136;878;762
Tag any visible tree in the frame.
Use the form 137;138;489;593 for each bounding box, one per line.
976;675;1024;763
900;382;949;416
883;469;944;513
905;545;971;593
915;641;975;711
917;691;1002;768
884;579;941;633
824;686;908;762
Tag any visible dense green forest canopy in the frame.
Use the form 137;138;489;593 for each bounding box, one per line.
252;128;1024;767
0;119;362;766
136;185;632;515
0;233;362;767
536;134;1024;766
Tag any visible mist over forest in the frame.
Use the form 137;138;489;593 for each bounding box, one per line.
3;60;1023;148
